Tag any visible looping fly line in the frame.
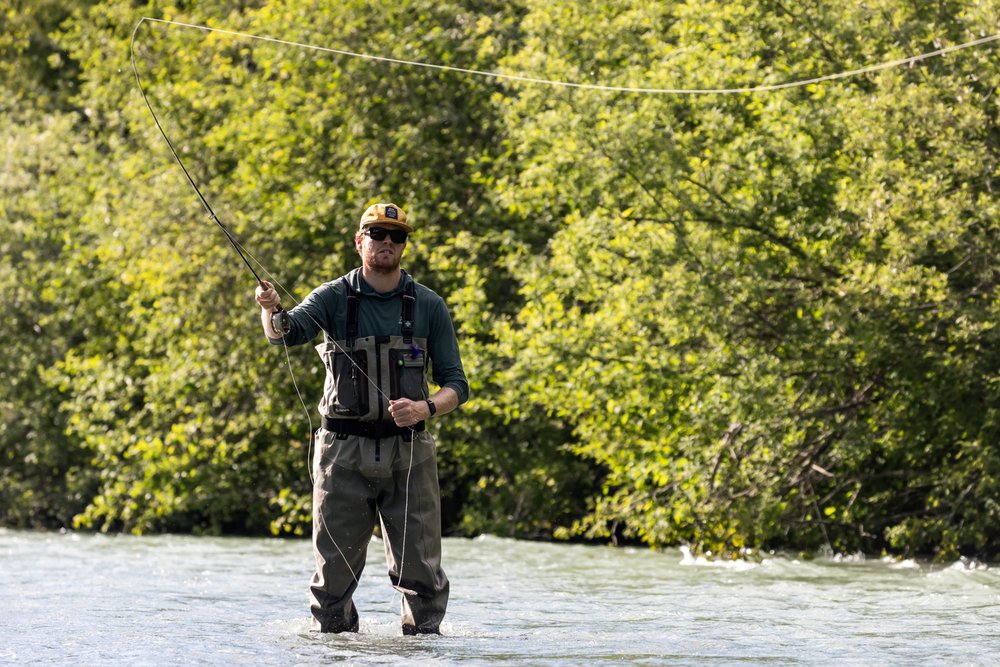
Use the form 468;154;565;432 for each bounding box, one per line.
136;16;999;95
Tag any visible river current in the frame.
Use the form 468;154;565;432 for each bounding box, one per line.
1;529;997;665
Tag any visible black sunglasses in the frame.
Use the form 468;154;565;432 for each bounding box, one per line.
364;226;409;244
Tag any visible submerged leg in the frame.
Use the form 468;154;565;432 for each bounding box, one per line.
379;434;449;635
310;435;376;632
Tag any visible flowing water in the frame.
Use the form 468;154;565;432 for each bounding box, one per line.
1;528;997;665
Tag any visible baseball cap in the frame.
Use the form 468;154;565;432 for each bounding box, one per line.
358;203;412;232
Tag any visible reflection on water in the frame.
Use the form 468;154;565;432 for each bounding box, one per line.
1;529;997;665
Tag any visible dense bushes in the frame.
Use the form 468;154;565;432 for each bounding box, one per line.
2;0;997;560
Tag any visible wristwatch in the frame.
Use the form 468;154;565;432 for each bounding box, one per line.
425;399;437;416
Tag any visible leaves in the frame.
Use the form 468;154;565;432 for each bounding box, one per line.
2;0;999;560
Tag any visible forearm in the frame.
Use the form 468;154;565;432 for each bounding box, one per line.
428;301;469;405
255;280;286;341
260;306;284;340
428;386;460;417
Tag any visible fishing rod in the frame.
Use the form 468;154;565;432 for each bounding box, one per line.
127;16;427;435
129;17;294;340
129;18;418;591
128;18;273;294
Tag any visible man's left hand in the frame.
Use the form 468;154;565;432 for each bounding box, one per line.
388;398;430;427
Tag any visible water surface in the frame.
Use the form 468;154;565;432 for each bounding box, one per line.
1;529;997;665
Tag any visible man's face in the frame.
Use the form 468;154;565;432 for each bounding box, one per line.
356;226;408;273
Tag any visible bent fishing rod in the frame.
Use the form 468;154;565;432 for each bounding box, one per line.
127;19;416;579
129;17;407;427
129;18;277;304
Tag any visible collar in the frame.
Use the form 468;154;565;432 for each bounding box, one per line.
348;268;411;298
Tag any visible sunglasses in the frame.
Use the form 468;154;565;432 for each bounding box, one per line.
364;226;409;244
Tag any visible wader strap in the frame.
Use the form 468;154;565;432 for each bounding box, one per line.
401;281;416;344
345;285;361;400
321;416;425;437
346;287;360;346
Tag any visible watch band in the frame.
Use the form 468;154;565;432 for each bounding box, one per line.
425;399;437;416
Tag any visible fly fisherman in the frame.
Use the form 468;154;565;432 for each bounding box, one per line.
254;203;469;635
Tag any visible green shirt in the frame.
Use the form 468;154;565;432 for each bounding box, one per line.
270;268;469;404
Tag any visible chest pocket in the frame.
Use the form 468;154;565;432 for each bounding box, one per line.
389;344;428;401
315;280;428;421
316;343;371;417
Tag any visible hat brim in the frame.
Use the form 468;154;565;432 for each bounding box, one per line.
359;219;413;233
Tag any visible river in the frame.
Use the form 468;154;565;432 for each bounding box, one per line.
1;529;997;665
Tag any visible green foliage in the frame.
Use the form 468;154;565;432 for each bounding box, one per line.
2;0;998;560
493;0;1000;559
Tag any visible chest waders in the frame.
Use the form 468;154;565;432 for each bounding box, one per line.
308;281;449;635
315;281;429;429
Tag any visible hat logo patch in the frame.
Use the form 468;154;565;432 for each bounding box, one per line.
385;206;398;219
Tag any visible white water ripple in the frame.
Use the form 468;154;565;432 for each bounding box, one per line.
1;530;997;666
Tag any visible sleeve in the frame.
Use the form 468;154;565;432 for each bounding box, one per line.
427;296;470;405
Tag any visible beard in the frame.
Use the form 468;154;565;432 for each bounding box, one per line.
366;246;402;274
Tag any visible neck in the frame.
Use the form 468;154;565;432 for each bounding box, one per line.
361;266;402;293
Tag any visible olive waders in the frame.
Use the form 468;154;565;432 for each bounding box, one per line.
309;427;449;634
309;281;449;634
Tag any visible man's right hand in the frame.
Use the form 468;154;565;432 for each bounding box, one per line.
255;281;280;310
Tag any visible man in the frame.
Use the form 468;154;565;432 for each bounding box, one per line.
254;202;468;635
